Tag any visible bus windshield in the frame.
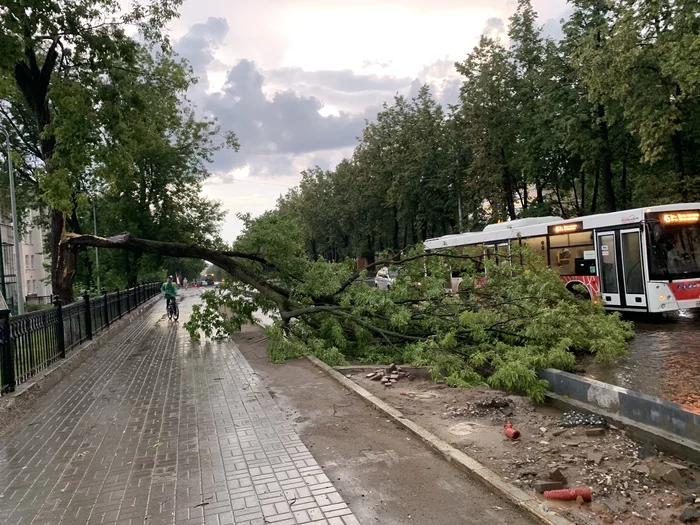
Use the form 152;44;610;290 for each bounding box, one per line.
647;222;700;281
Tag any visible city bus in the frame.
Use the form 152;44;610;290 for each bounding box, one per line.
423;203;700;314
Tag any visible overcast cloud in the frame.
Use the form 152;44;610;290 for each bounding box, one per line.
169;0;570;241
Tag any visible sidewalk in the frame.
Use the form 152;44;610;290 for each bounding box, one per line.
0;290;359;525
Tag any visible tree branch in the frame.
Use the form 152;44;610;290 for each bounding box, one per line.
62;232;293;308
334;251;481;296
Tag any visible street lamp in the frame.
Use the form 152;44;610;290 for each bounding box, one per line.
93;200;100;292
0;124;24;315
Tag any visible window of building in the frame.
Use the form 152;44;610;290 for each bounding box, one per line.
25;254;29;269
30;255;35;269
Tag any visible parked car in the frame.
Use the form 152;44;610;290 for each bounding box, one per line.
374;267;397;290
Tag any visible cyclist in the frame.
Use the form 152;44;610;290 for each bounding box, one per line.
161;275;178;314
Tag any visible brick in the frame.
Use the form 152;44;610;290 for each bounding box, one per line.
0;295;358;525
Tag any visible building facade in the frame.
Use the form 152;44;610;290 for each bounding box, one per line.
21;209;52;303
0;206;52;313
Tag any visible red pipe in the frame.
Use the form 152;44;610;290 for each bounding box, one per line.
504;421;520;440
544;488;592;502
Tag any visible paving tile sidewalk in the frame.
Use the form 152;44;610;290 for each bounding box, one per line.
0;291;359;525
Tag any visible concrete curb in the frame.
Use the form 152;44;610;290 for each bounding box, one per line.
0;295;160;430
306;355;575;525
539;368;700;444
545;392;700;466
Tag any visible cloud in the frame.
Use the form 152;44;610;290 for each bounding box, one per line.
202;59;372;173
170;0;572;242
482;17;506;38
174;17;229;90
264;68;411;94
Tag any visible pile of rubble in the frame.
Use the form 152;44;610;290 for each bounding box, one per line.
560;410;608;428
365;364;414;387
444;397;515;418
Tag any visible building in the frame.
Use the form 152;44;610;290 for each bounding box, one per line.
0;206;20;313
0;206;52;313
21;209;52;304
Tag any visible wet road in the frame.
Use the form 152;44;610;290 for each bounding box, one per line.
0;291;359;525
583;310;700;413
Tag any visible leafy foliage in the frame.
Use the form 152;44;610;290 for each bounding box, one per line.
0;0;237;300
278;0;700;263
186;213;633;401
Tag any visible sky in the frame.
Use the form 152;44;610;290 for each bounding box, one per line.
168;0;570;242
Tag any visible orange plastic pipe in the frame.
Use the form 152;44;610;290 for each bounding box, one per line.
504;421;520;440
543;488;592;502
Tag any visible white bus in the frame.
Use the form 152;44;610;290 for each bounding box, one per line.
424;203;700;314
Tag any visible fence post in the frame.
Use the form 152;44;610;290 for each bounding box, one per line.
115;288;122;319
83;291;92;341
102;289;110;327
0;302;15;393
54;297;66;359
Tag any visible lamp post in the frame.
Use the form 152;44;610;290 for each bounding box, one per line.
0;124;24;315
93;200;100;292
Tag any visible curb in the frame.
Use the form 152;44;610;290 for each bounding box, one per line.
306;355;575;525
545;392;700;465
0;295;160;430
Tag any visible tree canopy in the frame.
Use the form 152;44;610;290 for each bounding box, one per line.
278;0;700;263
63;208;634;402
0;0;237;300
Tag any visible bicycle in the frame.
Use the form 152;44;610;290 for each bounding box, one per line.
166;296;179;321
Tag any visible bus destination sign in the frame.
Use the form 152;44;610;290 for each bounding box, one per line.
661;211;700;225
548;221;583;235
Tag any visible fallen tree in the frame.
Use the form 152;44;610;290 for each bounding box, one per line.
63;212;634;400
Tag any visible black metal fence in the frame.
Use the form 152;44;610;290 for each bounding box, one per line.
0;282;161;394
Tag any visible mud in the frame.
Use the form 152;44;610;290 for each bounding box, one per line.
234;325;539;525
354;375;700;525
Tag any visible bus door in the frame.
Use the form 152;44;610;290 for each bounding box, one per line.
596;231;621;306
620;228;647;307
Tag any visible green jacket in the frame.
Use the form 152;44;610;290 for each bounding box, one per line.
161;281;178;298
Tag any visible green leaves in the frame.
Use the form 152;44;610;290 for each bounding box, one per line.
188;211;633;401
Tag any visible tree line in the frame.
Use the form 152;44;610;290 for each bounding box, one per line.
278;0;700;263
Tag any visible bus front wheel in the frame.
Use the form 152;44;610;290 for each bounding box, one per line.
566;282;591;301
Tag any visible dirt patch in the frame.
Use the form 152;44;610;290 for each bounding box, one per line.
234;326;539;525
350;374;700;525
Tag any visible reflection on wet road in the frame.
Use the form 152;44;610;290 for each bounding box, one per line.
583;310;700;413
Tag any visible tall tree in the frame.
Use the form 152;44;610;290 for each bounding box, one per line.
0;0;183;302
456;37;520;220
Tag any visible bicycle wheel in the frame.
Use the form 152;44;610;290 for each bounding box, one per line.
173;303;179;321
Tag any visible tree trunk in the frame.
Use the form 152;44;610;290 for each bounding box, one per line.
671;128;687;200
50;209;76;303
580;169;586;213
597;104;616;212
392;208;399;251
554;186;567;219
571;172;580;214
500;148;517;220
536;180;544;204
591;167;600;213
621;154;628;208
